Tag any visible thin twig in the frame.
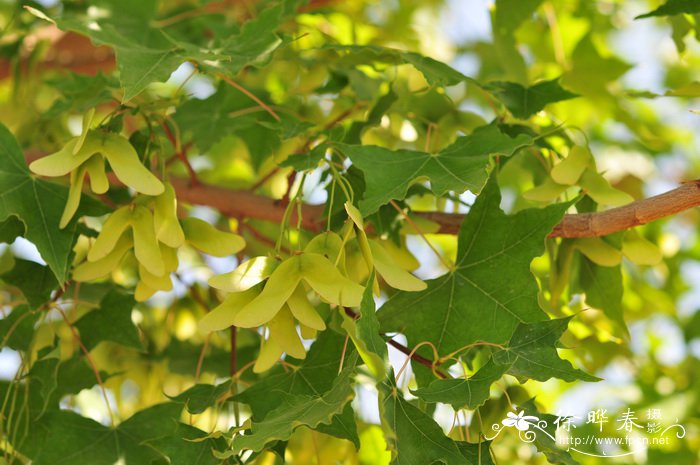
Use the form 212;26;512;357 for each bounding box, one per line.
248;105;359;191
162;120;199;186
229;326;237;377
338;334;350;374
55;305;115;425
394;340;443;382
249;167;282;192
343;307;448;378
387;339;447;379
218;73;280;121
239;221;292;255
194;335;210;382
230;325;240;427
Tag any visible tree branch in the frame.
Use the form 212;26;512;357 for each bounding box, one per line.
23;151;700;238
172;178;700;238
550;180;700;237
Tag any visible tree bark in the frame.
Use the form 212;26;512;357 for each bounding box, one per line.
25;150;700;238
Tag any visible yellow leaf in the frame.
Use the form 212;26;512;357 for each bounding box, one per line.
72;232;132;281
550;146;591;185
131;205;165;276
233;257;302;327
154;183;185;248
209;256;278;292
268;306;305;359
102;133;164;195
87;206;133;262
199;287;261;332
369;240;426;291
182;217;245;256
287;285;326;330
575;237;622;267
299;253;364;307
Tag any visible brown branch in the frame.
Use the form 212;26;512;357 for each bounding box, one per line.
0;29;115;81
550;180;700;237
161;121;199;186
420;180;700;237
23;151;700;238
168;177;326;231
386;339;447;379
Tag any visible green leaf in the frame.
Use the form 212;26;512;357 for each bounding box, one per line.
147;423;227;465
117;48;185;102
215;1;285;75
55;0;290;101
74;288;142;351
344;89;398;144
169;380;231;414
234;330;353;418
324;45;473;87
0;215;25;243
493;317;599;382
29;411;120;465
379;177;567;359
0;123;102;282
315;403;360;449
162;338;241;378
492;0;543;82
234;330;360;446
485;79;578;118
457;441;495;465
579;257;627;334
341;272;388;379
280;144;326;170
31;403;183;465
562;34;632;96
636;0;700;19
232;365;356;453
55;0;180;102
378;377;468;465
28;353;112;414
175;84;306;168
174;84;258;153
2;259;58;308
338;124;533;215
412;358;510;409
44;73;118;117
0;304;39;351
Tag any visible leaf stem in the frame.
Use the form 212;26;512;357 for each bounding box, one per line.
394;340;443;383
218;73;280;122
230;325;240;428
162;118;199;186
54;305;115;426
438;341;505;365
